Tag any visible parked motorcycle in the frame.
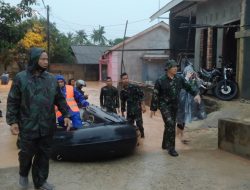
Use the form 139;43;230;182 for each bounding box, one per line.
182;57;238;101
199;66;238;100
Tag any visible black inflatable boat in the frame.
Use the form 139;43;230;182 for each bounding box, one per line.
51;105;139;161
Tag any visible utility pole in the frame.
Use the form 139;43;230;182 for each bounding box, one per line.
42;0;50;70
47;5;50;69
158;0;160;23
120;20;128;75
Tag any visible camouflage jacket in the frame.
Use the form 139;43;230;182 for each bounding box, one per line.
150;74;198;111
100;86;119;109
120;83;144;114
6;48;69;138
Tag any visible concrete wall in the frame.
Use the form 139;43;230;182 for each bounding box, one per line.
196;0;240;25
216;28;224;68
113;27;170;83
142;60;166;83
194;28;201;71
218;119;250;159
235;0;250;99
194;0;241;67
111;51;120;82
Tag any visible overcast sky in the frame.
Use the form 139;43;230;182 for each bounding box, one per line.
7;0;171;40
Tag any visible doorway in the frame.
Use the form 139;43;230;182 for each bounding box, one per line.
101;64;107;81
222;20;240;70
201;29;208;68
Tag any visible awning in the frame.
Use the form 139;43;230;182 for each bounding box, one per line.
150;0;206;21
150;0;185;21
142;54;169;60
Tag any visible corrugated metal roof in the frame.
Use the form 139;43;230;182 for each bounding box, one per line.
150;0;185;21
71;45;110;64
150;0;203;21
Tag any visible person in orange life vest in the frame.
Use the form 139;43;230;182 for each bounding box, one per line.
55;75;89;129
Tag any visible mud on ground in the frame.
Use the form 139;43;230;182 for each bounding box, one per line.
0;81;250;190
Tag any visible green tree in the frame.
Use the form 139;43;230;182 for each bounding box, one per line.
67;32;74;44
90;26;107;45
73;30;89;45
0;0;36;49
51;33;74;64
39;21;73;64
112;37;129;46
0;0;36;70
29;18;74;64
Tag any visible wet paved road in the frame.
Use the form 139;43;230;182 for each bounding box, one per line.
0;81;250;190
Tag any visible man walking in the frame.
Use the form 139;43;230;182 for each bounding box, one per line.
150;60;200;157
6;47;71;190
100;77;119;113
120;73;146;138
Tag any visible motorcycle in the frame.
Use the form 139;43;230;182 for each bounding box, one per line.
199;67;238;101
182;57;238;101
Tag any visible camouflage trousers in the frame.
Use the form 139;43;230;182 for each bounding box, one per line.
18;135;53;188
160;106;177;150
127;111;144;134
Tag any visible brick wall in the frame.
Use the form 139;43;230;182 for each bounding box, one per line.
49;64;99;82
206;27;213;69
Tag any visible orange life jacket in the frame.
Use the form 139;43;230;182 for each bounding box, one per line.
55;85;79;118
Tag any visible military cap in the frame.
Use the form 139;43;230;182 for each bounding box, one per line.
165;59;178;70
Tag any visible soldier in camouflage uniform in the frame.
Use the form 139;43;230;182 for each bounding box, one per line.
120;73;146;138
6;48;71;190
100;77;120;113
150;60;201;157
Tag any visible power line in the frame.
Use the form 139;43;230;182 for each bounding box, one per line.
50;13;83;33
41;0;46;9
28;10;155;39
50;12;150;28
36;3;151;32
34;3;158;39
50;13;94;28
48;13;151;37
38;0;50;66
33;9;46;19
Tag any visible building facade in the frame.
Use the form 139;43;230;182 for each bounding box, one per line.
99;22;170;83
151;0;250;99
71;45;110;81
